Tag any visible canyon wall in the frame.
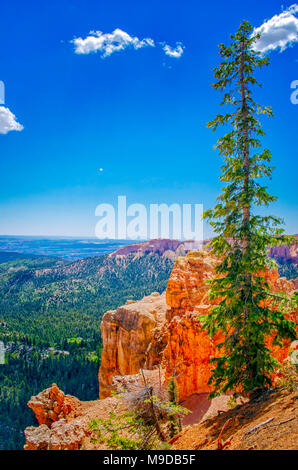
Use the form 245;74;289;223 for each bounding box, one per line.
98;292;167;398
163;251;223;400
99;250;297;401
163;251;297;400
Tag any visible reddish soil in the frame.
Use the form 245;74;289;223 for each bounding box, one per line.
172;390;298;450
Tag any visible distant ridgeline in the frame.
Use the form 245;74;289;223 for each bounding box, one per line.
0;237;296;449
0;237;297;346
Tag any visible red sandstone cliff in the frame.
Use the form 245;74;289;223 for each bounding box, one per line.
98;250;297;401
163;251;297;401
98;292;167;398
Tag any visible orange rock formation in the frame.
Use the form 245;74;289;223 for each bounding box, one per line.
163;251;228;400
163;251;296;400
27;383;81;427
98;292;167;398
99;250;297;401
24;419;88;450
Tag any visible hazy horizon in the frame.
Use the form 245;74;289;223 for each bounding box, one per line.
1;0;297;240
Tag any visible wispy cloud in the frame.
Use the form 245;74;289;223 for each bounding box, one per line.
162;42;184;58
0;107;23;135
72;28;184;59
72;28;155;57
253;4;298;54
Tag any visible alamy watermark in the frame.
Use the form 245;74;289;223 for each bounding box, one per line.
95;196;203;241
0;80;5;105
290;80;298;104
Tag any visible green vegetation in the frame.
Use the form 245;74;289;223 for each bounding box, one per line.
276;357;298;392
167;373;181;438
202;21;297;397
0;345;99;450
89;372;188;450
0;251;174;449
0;252;173;347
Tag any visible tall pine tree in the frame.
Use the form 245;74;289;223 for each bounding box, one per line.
203;20;296;397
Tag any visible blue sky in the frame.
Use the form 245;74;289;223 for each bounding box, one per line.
0;0;297;239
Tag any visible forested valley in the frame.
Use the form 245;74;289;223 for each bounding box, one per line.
0;251;174;449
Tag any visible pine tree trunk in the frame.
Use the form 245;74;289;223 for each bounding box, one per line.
240;42;257;383
240;42;250;252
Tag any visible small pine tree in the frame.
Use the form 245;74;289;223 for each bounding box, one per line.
89;371;189;449
203;20;297;397
167;371;182;438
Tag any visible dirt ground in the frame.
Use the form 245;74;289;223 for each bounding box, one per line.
171;389;298;450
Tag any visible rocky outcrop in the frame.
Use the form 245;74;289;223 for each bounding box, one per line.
98;292;167;398
166;250;218;321
99;249;296;401
24;384;86;450
24;419;88;450
163;251;297;401
27;383;81;427
24;386;124;450
163;251;223;400
24;247;297;450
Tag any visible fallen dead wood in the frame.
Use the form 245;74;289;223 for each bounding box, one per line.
270;417;296;427
242;417;274;438
217;418;233;450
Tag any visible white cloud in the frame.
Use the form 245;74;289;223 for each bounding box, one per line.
0;106;23;135
162;42;184;58
72;28;155;57
72;28;185;60
253;4;298;54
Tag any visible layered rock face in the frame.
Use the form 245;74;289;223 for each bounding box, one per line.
163;251;297;401
99;249;296;401
98;251;222;401
163;251;223;400
166;251;218;321
98;292;167;398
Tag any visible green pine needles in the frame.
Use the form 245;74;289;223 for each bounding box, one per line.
202;20;297;398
